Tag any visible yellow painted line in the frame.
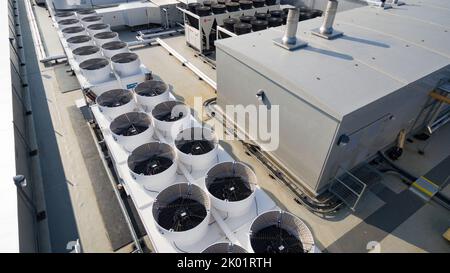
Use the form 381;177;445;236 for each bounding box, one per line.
444;228;450;242
412;182;433;197
420;176;439;188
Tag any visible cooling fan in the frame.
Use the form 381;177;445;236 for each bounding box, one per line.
208;176;253;202
132;155;173;176
177;139;215;155
157;196;207;232
250;224;304;253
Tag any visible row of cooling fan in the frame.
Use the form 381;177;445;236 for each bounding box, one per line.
55;9;143;86
96;79;314;253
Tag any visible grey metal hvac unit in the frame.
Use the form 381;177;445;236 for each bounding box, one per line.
95;0;182;29
214;3;450;196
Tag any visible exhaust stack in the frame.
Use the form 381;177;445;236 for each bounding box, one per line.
311;0;343;39
273;8;307;51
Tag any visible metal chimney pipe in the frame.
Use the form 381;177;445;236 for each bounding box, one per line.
319;0;338;35
273;8;307;50
311;0;343;39
282;8;300;45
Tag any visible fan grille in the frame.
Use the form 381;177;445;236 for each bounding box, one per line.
177;140;215;155
157;112;183;122
202;243;247;253
82;16;102;22
55;11;74;18
59;19;79;25
152;101;187;122
111;113;150;137
112;52;138;64
97;89;132;108
117;124;147;136
208;176;252;201
94;31;117;39
251;225;304;253
102;41;127;51
62;26;84;34
135;81;167;97
67;35;91;44
79;58;109;70
73;46;99;56
88;23;109;30
157;197;207;231
132;156;173;175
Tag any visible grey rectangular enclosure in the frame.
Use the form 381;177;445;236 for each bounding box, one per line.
215;2;450;195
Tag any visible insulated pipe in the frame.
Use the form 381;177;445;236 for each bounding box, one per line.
319;0;338;35
282;8;300;45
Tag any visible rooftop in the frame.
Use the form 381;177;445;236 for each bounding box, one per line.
216;1;450;120
1;0;449;253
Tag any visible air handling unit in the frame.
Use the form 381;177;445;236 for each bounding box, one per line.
95;0;182;29
214;3;450;197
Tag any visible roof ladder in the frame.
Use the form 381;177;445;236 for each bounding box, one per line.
411;80;450;139
329;167;368;211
